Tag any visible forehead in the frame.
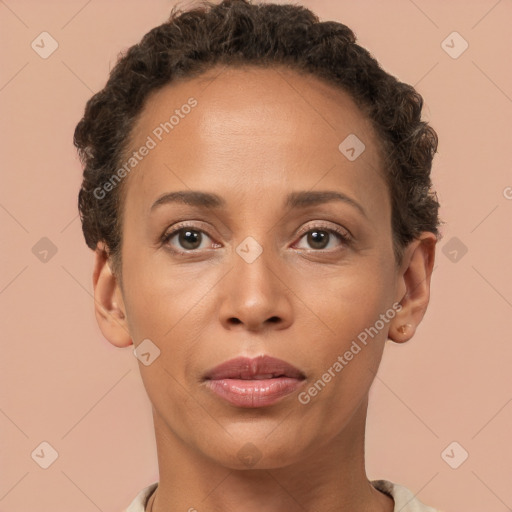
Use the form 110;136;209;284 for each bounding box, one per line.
122;65;388;215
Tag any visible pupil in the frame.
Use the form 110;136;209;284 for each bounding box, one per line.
308;230;328;249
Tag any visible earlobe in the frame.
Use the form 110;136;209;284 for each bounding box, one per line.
92;242;133;348
389;232;437;343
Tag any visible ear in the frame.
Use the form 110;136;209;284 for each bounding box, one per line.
92;242;133;348
389;232;437;343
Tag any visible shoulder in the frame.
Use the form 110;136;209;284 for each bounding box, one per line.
124;482;158;512
371;479;444;512
125;480;444;512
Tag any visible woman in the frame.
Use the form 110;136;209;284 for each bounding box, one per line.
74;1;444;510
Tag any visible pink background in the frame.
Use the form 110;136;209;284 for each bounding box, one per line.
1;1;511;511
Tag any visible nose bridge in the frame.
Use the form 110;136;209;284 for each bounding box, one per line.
233;233;279;301
228;200;277;278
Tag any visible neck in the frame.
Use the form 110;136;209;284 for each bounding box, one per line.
147;396;394;512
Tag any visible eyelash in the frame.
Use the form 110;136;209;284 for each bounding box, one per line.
160;221;352;255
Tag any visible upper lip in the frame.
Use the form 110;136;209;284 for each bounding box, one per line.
203;355;306;380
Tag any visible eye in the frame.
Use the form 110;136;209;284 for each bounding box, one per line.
161;221;352;255
293;223;352;251
161;224;218;253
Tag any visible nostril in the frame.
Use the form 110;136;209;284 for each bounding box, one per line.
227;317;280;325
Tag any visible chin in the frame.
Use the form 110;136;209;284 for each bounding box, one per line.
203;435;306;471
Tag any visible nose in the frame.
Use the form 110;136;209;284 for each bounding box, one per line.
218;248;293;332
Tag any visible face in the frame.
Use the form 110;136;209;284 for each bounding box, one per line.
100;65;416;469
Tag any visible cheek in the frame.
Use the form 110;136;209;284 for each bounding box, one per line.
120;243;183;328
295;277;392;430
121;251;223;365
303;260;391;329
297;260;393;377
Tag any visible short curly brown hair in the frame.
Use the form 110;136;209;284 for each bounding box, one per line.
74;0;442;277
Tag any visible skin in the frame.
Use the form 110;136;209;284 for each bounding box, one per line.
92;65;436;512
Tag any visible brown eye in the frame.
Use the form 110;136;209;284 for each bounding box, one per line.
305;229;330;250
175;229;203;250
294;225;351;251
162;225;215;252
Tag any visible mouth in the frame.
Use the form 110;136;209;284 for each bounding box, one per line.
203;354;306;381
203;355;306;408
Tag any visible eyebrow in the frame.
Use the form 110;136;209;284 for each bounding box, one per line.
150;190;367;218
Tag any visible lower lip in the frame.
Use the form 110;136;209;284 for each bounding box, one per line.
205;377;305;408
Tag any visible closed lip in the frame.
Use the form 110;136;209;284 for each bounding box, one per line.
203;355;306;381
